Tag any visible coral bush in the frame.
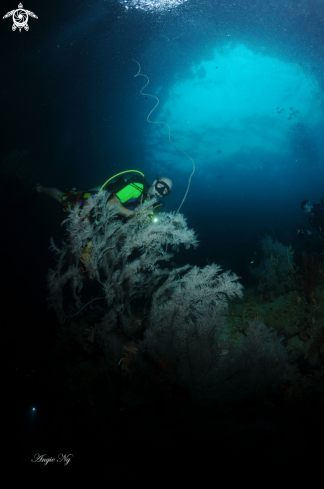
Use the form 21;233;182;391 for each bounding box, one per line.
250;236;295;294
47;191;201;323
47;192;290;409
47;191;243;321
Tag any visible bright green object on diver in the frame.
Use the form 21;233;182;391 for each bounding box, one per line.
117;181;144;203
100;170;145;191
100;170;147;204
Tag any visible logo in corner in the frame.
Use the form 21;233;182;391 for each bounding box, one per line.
3;3;38;32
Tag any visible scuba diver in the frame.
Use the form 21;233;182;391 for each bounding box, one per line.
35;171;173;273
297;199;324;240
34;171;173;218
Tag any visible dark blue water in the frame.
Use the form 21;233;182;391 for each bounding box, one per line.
2;0;324;466
2;1;323;287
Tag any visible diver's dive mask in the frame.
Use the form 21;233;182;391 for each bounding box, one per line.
153;176;171;198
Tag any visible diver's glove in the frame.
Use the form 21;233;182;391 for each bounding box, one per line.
142;209;154;224
130;207;154;228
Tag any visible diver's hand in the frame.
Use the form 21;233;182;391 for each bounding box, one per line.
133;207;154;223
142;209;154;223
137;207;154;217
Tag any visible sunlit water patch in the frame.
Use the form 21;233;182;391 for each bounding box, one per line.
119;0;187;12
142;44;323;176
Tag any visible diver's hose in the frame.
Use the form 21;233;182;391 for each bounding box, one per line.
132;60;195;214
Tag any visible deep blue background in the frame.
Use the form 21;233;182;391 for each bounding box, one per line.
1;1;323;323
1;1;324;464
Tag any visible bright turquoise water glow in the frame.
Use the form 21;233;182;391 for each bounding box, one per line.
147;44;322;176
